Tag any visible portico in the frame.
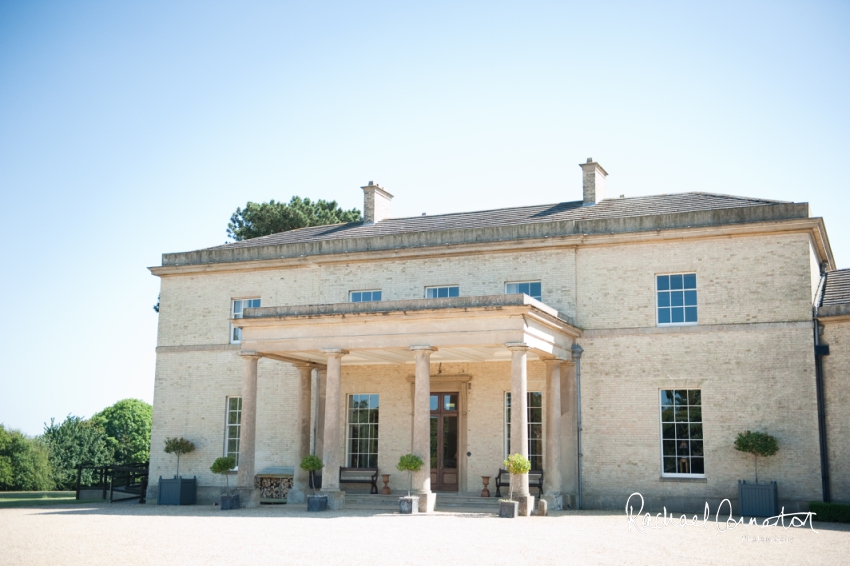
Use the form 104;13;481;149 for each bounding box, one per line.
232;294;582;512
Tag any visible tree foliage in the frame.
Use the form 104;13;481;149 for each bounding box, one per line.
92;399;152;464
227;196;361;241
734;430;779;483
396;454;424;497
0;425;53;491
211;456;236;496
42;416;114;490
163;437;195;477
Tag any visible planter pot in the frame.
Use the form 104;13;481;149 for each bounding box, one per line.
157;476;197;506
499;500;519;518
738;480;778;517
399;496;419;515
220;494;241;510
307;494;328;512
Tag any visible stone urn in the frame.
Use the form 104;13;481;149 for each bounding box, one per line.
381;474;392;495
480;476;491;497
399;495;419;514
499;500;519;518
307;494;328;512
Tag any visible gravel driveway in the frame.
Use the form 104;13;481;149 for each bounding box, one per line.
2;503;848;565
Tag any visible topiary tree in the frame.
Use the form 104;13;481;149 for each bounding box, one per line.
734;431;778;483
396;454;424;497
300;455;324;496
163;437;195;477
210;456;236;496
502;453;531;502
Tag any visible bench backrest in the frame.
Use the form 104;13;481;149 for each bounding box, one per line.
338;467;379;480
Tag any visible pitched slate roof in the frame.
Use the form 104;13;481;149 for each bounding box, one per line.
820;269;850;307
208;192;789;251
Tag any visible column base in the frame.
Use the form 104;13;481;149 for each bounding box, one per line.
237;487;261;508
415;491;437;513
319;489;346;510
542;493;563;511
517;494;535;517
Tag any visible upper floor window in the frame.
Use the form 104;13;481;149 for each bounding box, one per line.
506;281;542;301
660;389;704;477
426;285;459;299
350;290;382;303
231;298;260;343
657;274;697;325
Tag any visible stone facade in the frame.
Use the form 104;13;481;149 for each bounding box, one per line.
148;175;841;513
821;318;850;503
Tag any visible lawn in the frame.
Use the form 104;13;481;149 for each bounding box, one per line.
0;491;102;508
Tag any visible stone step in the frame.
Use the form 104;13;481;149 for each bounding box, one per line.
345;494;501;509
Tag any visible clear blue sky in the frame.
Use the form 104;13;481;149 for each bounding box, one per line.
1;1;848;436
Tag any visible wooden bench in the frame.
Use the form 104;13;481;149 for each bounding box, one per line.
494;468;544;499
339;467;379;494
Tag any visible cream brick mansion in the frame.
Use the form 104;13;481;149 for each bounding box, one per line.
147;159;849;513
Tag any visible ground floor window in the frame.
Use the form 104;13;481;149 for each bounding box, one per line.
347;394;379;467
504;392;543;470
225;396;242;466
660;389;704;476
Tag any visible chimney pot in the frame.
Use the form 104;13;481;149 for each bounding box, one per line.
361;181;394;224
579;158;608;206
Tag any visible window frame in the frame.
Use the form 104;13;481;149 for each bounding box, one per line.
504;391;544;471
659;388;705;479
505;281;542;301
346;393;380;468
425;285;460;299
224;396;242;470
350;290;382;303
230;297;261;344
655;273;698;327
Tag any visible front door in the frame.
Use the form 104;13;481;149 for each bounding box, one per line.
430;393;459;491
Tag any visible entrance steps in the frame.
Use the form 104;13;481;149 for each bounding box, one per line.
345;493;500;511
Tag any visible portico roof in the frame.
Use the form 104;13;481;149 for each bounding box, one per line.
236;294;582;366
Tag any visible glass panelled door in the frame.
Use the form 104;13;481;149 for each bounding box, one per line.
429;393;459;491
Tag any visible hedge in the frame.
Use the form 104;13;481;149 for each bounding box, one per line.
809;502;850;523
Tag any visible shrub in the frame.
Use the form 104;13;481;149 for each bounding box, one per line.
299;455;324;495
809;502;850;524
734;431;778;483
502;453;531;502
163;437;195;477
396;454;424;497
210;456;236;496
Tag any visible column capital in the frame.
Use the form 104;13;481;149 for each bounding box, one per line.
240;351;262;360
505;342;529;351
541;357;566;367
409;345;438;352
321;348;349;358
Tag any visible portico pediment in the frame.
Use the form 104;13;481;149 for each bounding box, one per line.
236;294;582;365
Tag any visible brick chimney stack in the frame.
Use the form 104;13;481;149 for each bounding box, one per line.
580;158;608;205
361;181;393;224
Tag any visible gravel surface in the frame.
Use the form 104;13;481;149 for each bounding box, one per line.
2;502;848;565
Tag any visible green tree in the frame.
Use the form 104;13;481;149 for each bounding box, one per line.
227;196;361;241
734;430;779;483
42;416;114;490
92;399;152;464
396;454;424;497
0;424;54;491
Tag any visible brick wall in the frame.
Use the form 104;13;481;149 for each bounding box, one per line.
822;319;850;503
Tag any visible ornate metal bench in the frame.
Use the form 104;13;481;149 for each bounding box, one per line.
494;468;544;498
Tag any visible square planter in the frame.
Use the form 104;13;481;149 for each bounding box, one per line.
220;494;241;510
499;500;519;518
307;494;328;512
157;476;197;505
738;480;778;517
399;496;419;514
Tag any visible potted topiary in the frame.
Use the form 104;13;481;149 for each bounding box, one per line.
396;454;424;514
157;437;197;505
499;453;531;518
734;431;779;517
211;456;239;510
300;455;327;512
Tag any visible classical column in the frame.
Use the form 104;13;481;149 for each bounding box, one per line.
237;352;261;493
543;359;564;510
290;364;314;502
506;342;533;516
410;345;437;513
320;349;347;509
315;368;327;460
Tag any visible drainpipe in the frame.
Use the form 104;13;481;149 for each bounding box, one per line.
813;270;830;503
571;343;584;510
